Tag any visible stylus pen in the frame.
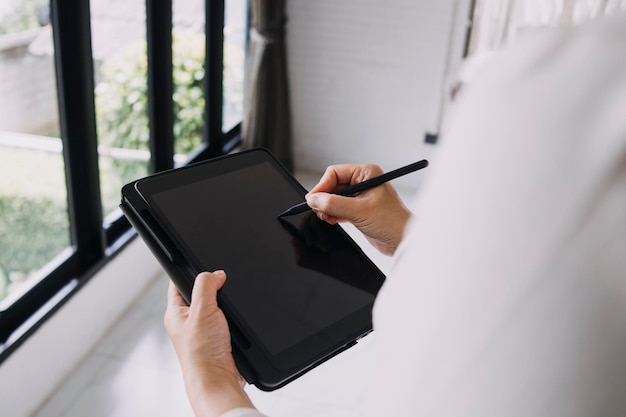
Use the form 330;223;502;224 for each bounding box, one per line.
278;159;429;217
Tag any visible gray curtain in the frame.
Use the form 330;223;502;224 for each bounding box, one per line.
242;0;293;171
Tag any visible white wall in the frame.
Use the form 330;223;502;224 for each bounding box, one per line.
287;0;472;188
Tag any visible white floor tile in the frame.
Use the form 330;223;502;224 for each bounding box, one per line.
33;355;111;417
94;279;180;373
49;357;192;417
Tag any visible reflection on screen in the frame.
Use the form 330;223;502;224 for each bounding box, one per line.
150;161;381;355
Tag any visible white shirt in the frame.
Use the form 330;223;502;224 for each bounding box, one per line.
370;13;626;417
222;13;626;417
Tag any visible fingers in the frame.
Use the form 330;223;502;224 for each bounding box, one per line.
307;167;339;194
306;164;384;222
308;164;384;194
164;282;189;337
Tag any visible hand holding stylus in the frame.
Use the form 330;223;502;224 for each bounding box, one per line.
279;160;428;217
299;161;427;256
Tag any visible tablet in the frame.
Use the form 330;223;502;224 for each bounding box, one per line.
120;148;385;391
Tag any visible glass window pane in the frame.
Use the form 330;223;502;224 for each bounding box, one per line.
92;0;150;217
173;0;206;158
223;0;246;131
0;0;71;306
172;0;247;158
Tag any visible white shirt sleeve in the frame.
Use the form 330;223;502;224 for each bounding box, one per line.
218;408;268;417
367;13;626;417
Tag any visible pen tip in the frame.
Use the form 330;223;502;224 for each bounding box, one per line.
278;201;310;218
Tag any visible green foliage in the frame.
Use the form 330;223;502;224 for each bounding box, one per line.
0;195;70;296
95;30;207;156
95;41;150;153
172;30;206;152
95;29;245;156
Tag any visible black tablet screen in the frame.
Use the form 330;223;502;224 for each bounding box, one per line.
146;159;383;357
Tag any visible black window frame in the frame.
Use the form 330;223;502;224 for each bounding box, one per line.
0;0;247;362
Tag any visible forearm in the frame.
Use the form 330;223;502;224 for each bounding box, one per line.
183;367;256;417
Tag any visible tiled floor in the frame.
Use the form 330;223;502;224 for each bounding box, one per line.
33;173;416;417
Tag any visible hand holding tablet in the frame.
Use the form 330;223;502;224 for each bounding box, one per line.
120;148;386;390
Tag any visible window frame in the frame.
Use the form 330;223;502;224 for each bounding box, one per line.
0;0;247;362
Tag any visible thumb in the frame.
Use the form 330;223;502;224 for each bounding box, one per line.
190;270;227;310
306;192;358;220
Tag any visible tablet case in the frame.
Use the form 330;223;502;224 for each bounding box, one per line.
119;148;384;391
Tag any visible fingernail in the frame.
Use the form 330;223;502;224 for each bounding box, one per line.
213;270;226;278
306;194;320;208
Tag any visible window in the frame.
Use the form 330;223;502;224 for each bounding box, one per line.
92;0;151;218
222;0;246;131
0;0;248;359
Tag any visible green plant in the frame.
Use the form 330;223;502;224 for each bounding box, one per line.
95;29;245;156
172;30;207;152
0;195;70;300
95;40;150;153
95;30;208;157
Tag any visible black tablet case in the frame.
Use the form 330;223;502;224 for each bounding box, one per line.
119;148;385;391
